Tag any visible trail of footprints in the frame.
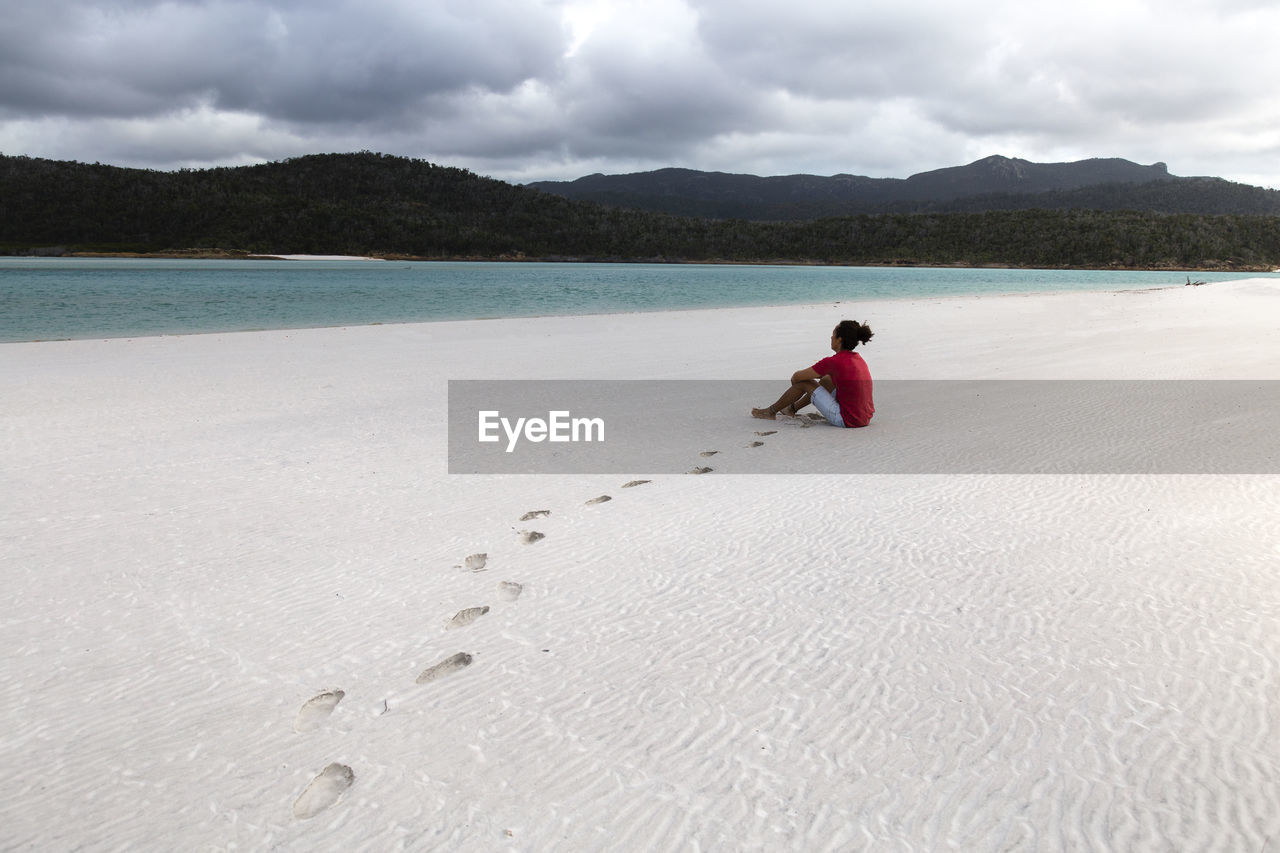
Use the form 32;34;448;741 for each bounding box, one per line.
288;421;781;820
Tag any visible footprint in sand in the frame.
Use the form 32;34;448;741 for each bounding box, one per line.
747;441;764;448
520;510;551;521
461;553;487;572
585;495;612;505
621;480;651;488
446;606;490;629
518;530;545;544
293;763;355;820
293;689;345;733
416;652;473;684
754;430;777;436
699;450;719;457
498;581;523;602
686;466;713;475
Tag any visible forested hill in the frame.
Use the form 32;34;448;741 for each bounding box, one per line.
2;151;1280;269
0;152;636;258
528;156;1280;220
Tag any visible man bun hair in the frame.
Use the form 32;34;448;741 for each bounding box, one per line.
835;319;873;350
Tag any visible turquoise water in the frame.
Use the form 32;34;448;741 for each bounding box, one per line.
0;258;1265;342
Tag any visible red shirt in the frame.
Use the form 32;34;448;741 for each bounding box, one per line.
812;350;874;427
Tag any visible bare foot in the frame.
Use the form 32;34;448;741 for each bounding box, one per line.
751;407;776;420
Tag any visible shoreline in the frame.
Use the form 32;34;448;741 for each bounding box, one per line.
6;248;1274;273
7;276;1280;378
0;278;1206;346
5;258;1269;345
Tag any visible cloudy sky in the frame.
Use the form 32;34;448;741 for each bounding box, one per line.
3;0;1279;186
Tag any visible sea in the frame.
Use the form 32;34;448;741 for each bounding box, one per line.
0;257;1267;343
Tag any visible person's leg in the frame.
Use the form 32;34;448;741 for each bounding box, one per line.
787;376;835;416
752;378;819;419
810;384;844;427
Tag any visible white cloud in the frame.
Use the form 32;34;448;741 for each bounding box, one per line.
2;0;1279;187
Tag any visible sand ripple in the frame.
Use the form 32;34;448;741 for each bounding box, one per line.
6;288;1280;849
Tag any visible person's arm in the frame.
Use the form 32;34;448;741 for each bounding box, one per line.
791;367;821;384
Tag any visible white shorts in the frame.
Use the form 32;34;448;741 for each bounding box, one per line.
811;386;845;427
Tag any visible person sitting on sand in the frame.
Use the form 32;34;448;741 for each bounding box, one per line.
751;320;874;427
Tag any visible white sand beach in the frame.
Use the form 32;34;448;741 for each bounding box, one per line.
2;280;1278;850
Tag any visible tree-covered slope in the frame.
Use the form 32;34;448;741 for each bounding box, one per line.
3;152;1279;269
529;156;1280;220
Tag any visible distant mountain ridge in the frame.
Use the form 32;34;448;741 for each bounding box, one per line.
4;152;1279;269
528;156;1280;219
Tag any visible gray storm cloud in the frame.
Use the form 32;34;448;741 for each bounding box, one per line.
0;0;565;121
2;0;1278;186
